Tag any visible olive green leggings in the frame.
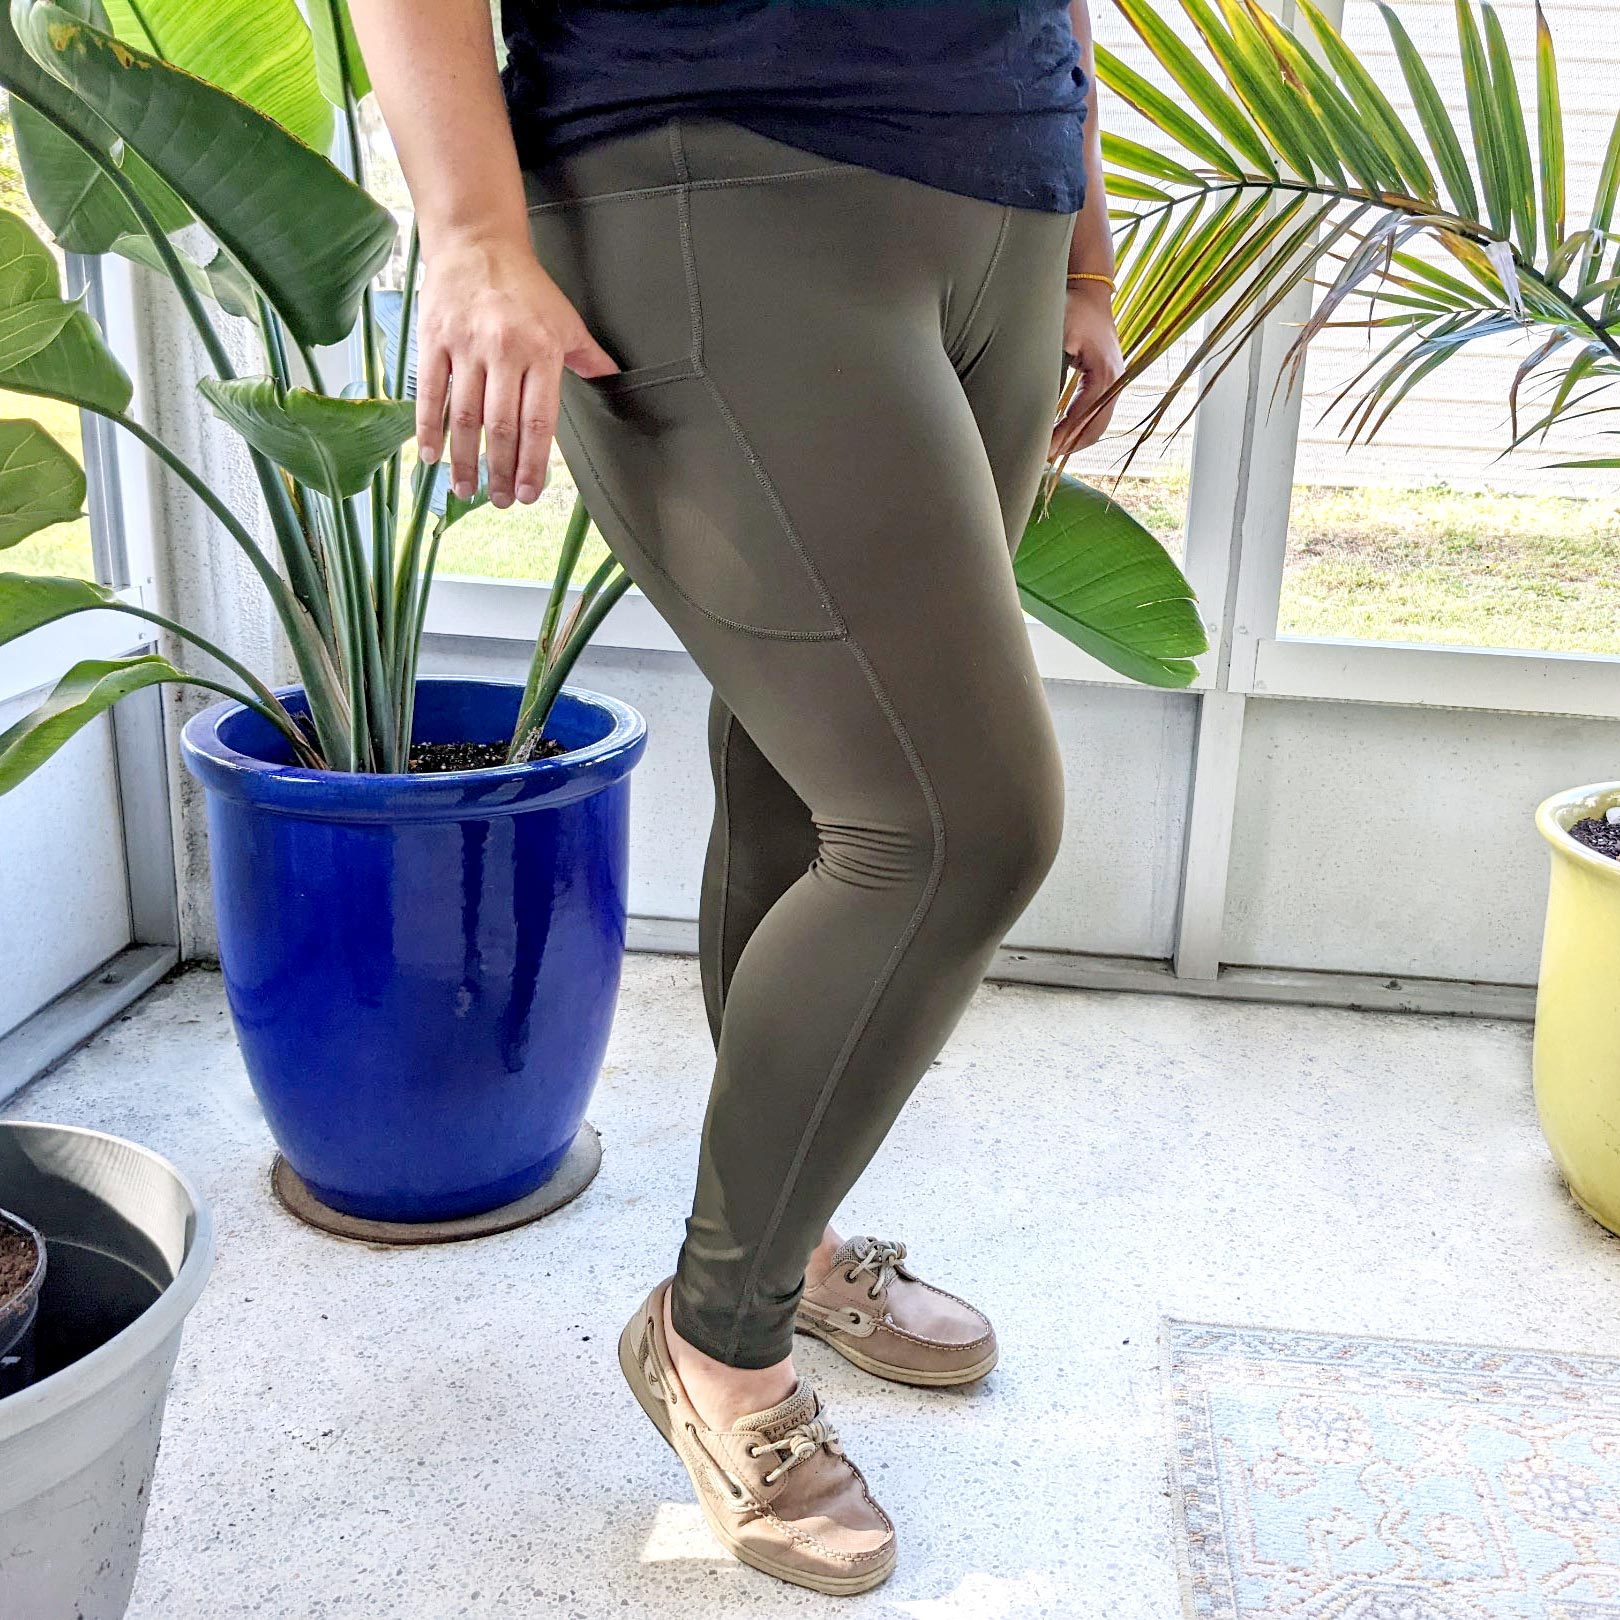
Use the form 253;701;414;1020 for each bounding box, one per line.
526;117;1073;1368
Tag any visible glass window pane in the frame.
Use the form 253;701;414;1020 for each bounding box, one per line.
1065;2;1202;564
1;107;95;582
1277;0;1620;657
360;9;1207;576
360;98;589;584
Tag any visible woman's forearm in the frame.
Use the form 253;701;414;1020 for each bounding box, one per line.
344;0;616;506
1066;0;1114;278
347;0;529;255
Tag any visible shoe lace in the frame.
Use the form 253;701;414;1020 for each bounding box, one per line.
845;1238;906;1299
746;1416;843;1485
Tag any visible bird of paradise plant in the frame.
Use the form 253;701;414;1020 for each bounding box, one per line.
0;0;631;786
1057;0;1619;481
0;0;1209;801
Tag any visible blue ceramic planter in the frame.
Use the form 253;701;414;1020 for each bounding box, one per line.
181;678;647;1222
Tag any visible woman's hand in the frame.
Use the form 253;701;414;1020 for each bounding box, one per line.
1051;282;1124;458
415;233;620;509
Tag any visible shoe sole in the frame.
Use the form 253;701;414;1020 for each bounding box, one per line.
795;1317;1000;1386
616;1309;897;1597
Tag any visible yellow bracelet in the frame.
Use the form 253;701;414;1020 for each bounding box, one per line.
1067;271;1115;290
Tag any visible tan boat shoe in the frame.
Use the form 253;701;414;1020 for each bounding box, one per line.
795;1237;998;1387
617;1281;897;1596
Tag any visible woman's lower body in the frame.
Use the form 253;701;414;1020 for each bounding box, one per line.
525;116;1072;1589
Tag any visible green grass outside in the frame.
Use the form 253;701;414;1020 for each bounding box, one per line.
1061;469;1620;658
2;390;92;579
11;402;1617;657
1281;482;1620;656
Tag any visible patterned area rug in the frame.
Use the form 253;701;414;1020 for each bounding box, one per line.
1164;1320;1620;1620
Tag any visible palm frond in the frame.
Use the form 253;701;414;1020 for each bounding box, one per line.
1067;0;1620;491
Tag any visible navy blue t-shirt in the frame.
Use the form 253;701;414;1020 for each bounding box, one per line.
500;1;1088;214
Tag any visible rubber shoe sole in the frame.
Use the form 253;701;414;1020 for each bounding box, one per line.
795;1315;999;1387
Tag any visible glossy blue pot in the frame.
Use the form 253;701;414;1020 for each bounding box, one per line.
181;678;647;1222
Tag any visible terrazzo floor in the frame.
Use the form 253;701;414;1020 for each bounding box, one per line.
7;954;1616;1620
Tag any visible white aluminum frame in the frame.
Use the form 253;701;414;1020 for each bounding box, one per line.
0;254;180;1097
418;0;1605;1022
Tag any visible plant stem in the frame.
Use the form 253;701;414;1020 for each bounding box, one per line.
390;460;438;687
395;515;447;770
114;603;319;763
508;564;630;763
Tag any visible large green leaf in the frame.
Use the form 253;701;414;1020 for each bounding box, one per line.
2;0;190;253
306;0;370;104
98;0;332;151
0;209;84;372
0;207;61;307
0;420;84;545
0;653;187;792
0;212;131;412
199;378;414;499
0;307;132;414
12;0;396;346
1014;476;1206;688
0;297;80;369
0;570;109;642
111;232;259;320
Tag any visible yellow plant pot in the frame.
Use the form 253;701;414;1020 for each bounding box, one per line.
1534;781;1620;1236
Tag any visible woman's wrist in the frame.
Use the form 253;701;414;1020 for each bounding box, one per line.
1065;271;1115;305
421;222;535;274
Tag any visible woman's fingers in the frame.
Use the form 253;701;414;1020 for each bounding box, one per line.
448;358;487;499
416;343;450;465
410;247;613;502
1063;385;1118;453
565;333;621;382
1075;394;1118;450
483;362;523;508
513;367;559;504
1051;351;1121;457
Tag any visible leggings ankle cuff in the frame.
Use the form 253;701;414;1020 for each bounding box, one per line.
670;1271;798;1370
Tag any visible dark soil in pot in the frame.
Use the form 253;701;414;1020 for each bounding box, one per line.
409;737;565;773
0;1215;38;1304
0;1208;46;1397
1569;817;1620;861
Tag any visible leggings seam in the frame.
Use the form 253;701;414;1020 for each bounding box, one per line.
719;634;948;1364
695;373;848;638
557;399;844;643
713;707;737;1017
525;164;865;215
947;205;1013;368
669;122;707;372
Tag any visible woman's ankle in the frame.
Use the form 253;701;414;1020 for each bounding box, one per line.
804;1225;845;1291
662;1287;798;1431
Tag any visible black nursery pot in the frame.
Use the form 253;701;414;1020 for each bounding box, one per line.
0;1208;47;1398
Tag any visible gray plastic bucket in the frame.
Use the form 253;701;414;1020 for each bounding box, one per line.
0;1121;214;1619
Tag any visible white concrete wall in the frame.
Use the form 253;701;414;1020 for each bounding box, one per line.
0;704;130;1040
124;264;289;960
1224;698;1620;985
423;632;1615;989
